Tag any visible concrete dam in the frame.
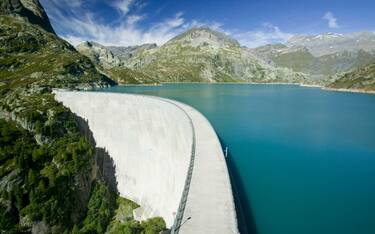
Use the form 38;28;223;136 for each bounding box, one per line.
54;91;238;234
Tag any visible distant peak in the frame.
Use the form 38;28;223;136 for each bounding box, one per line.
166;27;240;47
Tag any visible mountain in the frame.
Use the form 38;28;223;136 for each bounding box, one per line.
76;41;123;69
0;0;54;33
253;32;375;83
107;43;157;60
76;41;158;84
78;27;305;84
328;60;375;91
166;27;240;48
286;32;375;57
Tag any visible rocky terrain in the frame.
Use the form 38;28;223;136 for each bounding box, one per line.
0;0;54;33
77;27;306;84
328;60;375;91
0;0;165;233
253;32;375;85
77;41;158;84
77;28;375;90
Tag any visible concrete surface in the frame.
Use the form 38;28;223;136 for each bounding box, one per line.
170;100;239;234
54;91;238;233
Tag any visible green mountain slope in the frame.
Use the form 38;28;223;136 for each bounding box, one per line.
253;32;375;83
328;61;375;91
79;27;305;84
130;28;304;83
1;1;166;233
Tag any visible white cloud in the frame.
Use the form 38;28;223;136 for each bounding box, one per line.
40;0;295;48
126;14;145;25
41;0;231;47
231;23;294;48
322;11;339;29
112;0;135;16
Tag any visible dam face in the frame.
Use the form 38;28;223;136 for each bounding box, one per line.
54;91;238;233
55;91;192;227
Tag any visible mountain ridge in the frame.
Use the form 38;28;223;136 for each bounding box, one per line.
76;27;305;84
253;31;375;84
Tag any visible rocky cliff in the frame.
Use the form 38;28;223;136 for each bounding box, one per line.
0;0;54;33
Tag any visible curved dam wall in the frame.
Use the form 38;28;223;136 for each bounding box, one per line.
54;91;192;227
54;90;238;233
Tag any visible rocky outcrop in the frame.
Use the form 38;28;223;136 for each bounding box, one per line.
107;43;157;61
76;41;123;69
0;0;54;33
76;41;158;69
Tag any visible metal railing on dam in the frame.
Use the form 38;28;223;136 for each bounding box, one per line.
152;97;197;234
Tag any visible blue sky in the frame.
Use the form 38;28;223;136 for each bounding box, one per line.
40;0;375;47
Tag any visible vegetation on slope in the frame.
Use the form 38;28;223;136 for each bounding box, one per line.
254;34;375;89
76;27;305;84
328;61;375;91
106;196;166;234
104;67;158;85
0;2;165;232
0;118;94;233
126;39;305;83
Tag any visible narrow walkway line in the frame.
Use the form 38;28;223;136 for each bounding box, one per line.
148;97;197;234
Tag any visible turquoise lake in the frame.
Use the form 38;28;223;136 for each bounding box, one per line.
97;84;375;234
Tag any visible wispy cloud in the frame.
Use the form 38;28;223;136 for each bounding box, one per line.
322;11;339;29
231;23;294;48
40;0;228;47
111;0;135;16
40;0;295;48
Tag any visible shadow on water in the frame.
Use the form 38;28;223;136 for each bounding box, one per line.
219;136;258;234
73;114;119;193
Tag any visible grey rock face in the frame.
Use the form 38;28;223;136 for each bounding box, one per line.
32;221;50;234
166;27;240;48
286;32;375;57
76;41;157;69
0;0;55;33
107;43;157;60
253;32;375;80
76;41;123;69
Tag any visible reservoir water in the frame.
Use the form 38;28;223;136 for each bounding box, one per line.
96;84;375;234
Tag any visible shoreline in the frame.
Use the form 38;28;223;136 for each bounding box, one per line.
321;87;375;94
113;82;375;95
